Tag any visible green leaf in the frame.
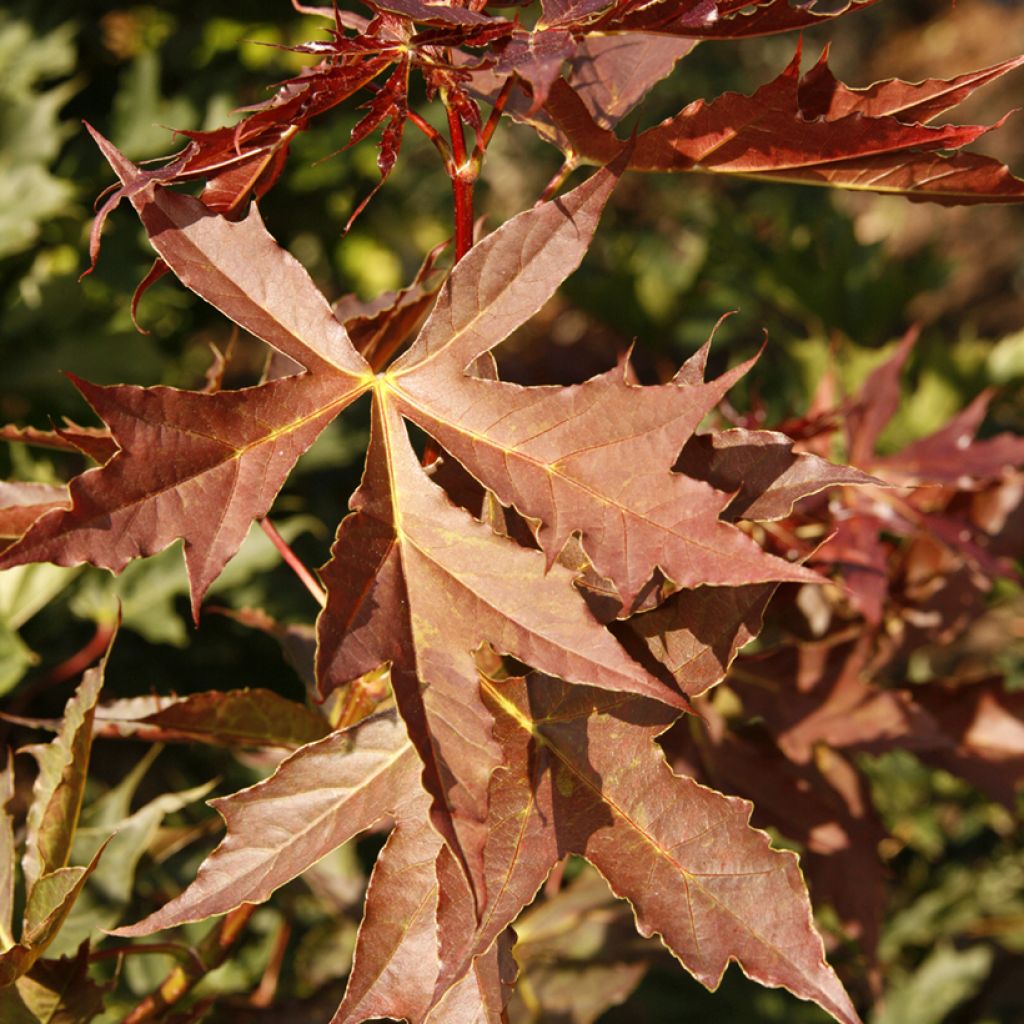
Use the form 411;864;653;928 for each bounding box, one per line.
0;15;77;259
21;635;112;891
51;776;215;956
0;840;109;988
873;943;994;1024
0;750;16;950
0;620;37;697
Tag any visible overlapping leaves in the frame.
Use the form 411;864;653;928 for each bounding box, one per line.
85;0;1024;307
0;126;873;1017
3;3;1024;1021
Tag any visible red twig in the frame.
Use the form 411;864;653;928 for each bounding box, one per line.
43;618;117;687
247;918;292;1008
90;942;206;973
259;518;327;608
445;98;475;261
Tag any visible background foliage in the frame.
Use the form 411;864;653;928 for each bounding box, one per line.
0;0;1022;1020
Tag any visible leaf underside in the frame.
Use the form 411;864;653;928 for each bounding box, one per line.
6;6;1024;1019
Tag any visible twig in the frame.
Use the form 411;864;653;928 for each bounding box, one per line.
445;96;475;261
123;903;258;1024
247;918;292;1008
90;942;206;973
407;108;455;172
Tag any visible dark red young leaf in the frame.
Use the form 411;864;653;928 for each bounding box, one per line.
469;32;697;141
85;56;385;288
678;0;882;39
561;33;698;128
543;47;1024;204
493;29;578;110
366;0;507;26
349;60;410;179
538;0;613;27
588;0;719;35
798;48;1024;124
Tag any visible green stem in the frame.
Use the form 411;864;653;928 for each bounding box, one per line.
123;904;257;1024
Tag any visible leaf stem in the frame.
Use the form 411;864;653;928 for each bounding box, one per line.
407;109;455;171
123;903;258;1023
536;156;579;205
259;518;327;608
90;942;206;972
471;76;515;170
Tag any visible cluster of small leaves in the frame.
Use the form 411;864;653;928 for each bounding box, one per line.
1;1;1023;1022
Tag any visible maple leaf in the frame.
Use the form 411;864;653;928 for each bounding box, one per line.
675;426;878;522
317;395;690;899
543;45;1024;204
804;332;1024;620
0;131;375;616
0;483;68;550
112;676;859;1024
3;124;870;1024
663;700;890;988
390;673;861;1023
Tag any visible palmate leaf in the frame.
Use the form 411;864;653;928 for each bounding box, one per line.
0;142;822;627
1;131;869;1020
543;45;1024;204
317;396;688;901
0;131;375;616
